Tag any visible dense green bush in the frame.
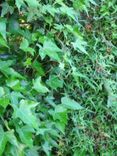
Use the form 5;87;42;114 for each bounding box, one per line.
0;0;117;155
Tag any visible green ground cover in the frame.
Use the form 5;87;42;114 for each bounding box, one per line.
0;0;117;155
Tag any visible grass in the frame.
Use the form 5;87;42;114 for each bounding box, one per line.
0;0;116;155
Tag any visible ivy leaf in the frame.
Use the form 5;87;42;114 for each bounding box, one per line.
10;91;24;105
1;2;14;17
0;60;14;67
0;60;23;78
0;67;23;78
20;38;35;56
104;79;117;107
20;38;29;49
6;79;23;91
15;0;24;10
61;97;83;110
16;125;34;147
60;6;76;20
0;126;7;156
72;38;87;54
0;35;8;47
42;4;57;16
4;68;23;78
33;77;49;93
13;100;39;129
39;40;62;62
8;17;20;34
107;94;117;108
25;0;39;7
46;75;63;90
0;18;6;40
0;97;9;109
16;0;39;9
0;88;9;111
6;130;18;147
49;105;68;133
32;60;45;76
89;0;97;5
6;130;25;156
25;147;39;156
0;87;5;97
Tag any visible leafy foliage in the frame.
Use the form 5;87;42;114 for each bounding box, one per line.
0;0;117;155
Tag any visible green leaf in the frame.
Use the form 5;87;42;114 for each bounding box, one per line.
1;2;14;17
25;0;39;7
24;57;32;67
5;141;25;156
73;149;86;156
16;126;34;147
33;77;49;93
46;75;63;90
42;142;51;156
89;0;97;5
0;97;9;108
20;38;35;56
42;4;57;17
72;38;87;54
6;79;23;91
0;35;8;47
39;40;62;62
0;126;7;156
6;134;25;156
107;94;117;108
25;147;39;156
15;0;24;10
60;6;76;20
61;96;83;110
6;130;18;147
13;100;39;129
104;79;117;107
49;105;68;133
4;68;23;78
0;60;23;78
32;61;45;76
0;87;9;109
73;0;88;11
0;60;14;67
20;38;29;49
8;17;20;34
1;67;23;78
0;18;6;40
16;0;39;9
10;91;24;105
0;87;5;97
